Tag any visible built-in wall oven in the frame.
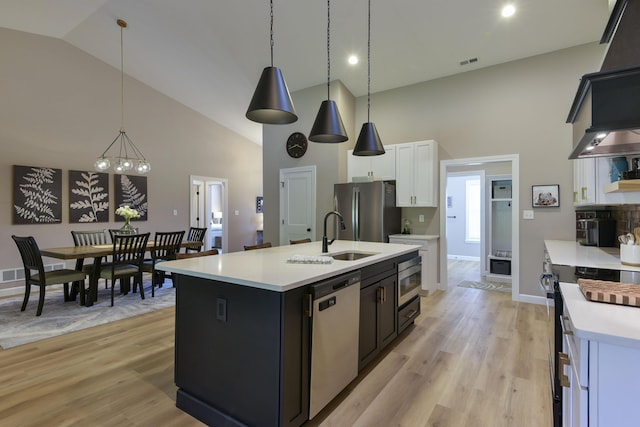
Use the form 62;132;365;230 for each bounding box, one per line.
398;256;421;307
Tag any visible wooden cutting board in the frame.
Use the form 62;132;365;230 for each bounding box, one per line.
578;278;640;307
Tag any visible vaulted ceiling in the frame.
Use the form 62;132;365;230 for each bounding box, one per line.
1;0;611;144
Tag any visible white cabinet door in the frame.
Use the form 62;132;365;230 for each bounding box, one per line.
573;158;596;206
370;145;396;181
395;140;438;207
347;146;396;182
395;143;415;206
414;141;437;206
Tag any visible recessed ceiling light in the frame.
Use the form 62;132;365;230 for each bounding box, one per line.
348;55;359;65
501;4;516;17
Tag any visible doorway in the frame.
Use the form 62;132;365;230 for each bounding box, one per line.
279;166;316;245
189;175;228;252
439;155;520;300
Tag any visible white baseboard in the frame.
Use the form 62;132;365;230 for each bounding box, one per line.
515;293;546;305
447;255;480;262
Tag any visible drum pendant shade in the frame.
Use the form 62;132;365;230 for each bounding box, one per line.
246;66;298;124
309;100;348;143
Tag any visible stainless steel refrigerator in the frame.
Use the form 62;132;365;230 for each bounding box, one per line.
334;181;401;242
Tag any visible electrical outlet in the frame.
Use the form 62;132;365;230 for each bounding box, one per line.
234;210;240;216
418;214;425;223
173;209;178;216
523;210;534;220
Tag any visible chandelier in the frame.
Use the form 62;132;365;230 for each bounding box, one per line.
95;19;151;174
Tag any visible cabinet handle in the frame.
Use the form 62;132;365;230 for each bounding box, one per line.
306;293;313;318
559;353;570;388
563;330;574;336
581;187;587;200
406;309;418;319
383;287;387;303
573;191;578;203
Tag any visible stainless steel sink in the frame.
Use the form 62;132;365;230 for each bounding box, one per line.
329;251;378;261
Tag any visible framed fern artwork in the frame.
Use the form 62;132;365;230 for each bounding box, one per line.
69;170;109;223
13;165;62;224
114;174;148;221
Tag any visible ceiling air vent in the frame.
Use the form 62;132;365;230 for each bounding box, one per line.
459;57;479;66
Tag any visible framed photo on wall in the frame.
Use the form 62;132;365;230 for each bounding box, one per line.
532;184;560;208
114;174;148;221
13;165;62;224
69;170;109;223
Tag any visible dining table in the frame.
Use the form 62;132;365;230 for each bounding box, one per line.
41;240;203;306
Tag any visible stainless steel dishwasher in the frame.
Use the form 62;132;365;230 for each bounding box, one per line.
309;271;361;419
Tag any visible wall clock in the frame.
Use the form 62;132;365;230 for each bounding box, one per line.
286;132;308;158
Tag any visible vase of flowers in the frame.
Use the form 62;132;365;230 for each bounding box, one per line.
115;205;140;234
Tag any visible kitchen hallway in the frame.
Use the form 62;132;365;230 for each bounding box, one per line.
0;264;550;426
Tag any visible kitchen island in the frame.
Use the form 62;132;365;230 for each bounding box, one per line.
157;240;420;427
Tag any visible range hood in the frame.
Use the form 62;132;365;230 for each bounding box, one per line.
568;0;640;159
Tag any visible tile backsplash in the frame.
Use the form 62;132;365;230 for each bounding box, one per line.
612;205;640;239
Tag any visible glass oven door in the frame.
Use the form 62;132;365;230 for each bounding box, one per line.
398;257;421;307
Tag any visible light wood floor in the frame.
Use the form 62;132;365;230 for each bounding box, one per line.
0;261;550;426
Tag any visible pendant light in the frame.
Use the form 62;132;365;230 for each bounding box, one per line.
353;0;385;156
246;0;298;124
95;19;151;174
309;0;348;143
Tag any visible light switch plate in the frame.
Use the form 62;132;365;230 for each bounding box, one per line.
523;210;534;220
419;215;425;223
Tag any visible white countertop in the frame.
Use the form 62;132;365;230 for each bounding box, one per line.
545;239;640;273
157;240;420;292
388;234;439;241
560;282;640;348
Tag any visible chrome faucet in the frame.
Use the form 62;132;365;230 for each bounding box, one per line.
322;211;346;253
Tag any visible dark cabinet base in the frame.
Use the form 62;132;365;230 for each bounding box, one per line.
174;274;309;427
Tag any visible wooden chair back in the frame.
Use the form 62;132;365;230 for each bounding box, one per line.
12;235;87;315
185;227;207;253
289;238;311;245
111;233;150;267
176;249;219;259
12;235;46;279
151;231;185;261
71;230;109;246
244;242;273;251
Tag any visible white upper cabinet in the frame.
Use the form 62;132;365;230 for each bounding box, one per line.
573;157;640;205
395;140;438;207
347;146;396;182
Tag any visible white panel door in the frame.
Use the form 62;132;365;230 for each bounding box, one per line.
279;166;316;245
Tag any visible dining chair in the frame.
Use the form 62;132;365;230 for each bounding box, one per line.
185;227;207;253
71;230;110;300
175;248;219;259
12;235;87;316
289;238;312;245
244;242;273;251
96;233;150;307
142;230;185;296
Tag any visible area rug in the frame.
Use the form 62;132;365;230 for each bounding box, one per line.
457;280;511;293
0;279;175;349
